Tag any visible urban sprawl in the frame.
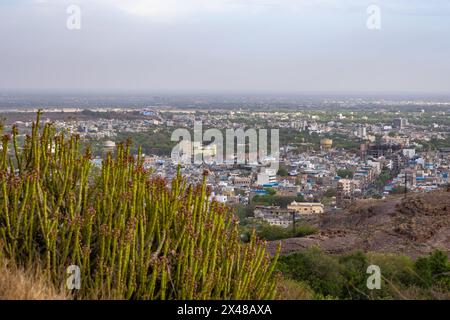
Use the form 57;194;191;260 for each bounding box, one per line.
2;101;450;230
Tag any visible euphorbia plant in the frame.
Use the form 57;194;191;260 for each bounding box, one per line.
0;111;280;300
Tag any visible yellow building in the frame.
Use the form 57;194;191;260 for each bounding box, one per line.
320;138;333;150
287;201;324;215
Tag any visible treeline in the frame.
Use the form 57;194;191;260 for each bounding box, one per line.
116;130;175;156
279;129;361;152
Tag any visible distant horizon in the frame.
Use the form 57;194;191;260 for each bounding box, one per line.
2;1;450;96
2;89;450;102
2;90;450;111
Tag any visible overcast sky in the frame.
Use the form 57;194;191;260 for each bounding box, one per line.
1;0;450;95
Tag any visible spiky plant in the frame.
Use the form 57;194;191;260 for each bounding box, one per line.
0;111;280;300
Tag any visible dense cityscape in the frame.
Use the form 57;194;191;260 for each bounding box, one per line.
2;98;450;231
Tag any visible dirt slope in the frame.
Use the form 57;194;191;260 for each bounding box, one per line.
268;191;450;258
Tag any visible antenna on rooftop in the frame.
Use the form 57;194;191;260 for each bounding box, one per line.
404;171;407;197
292;211;296;236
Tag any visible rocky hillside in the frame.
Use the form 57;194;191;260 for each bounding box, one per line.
268;190;450;258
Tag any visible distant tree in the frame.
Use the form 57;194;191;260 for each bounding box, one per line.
252;194;305;208
390;186;406;195
337;169;353;179
375;169;392;189
323;188;337;198
277;166;289;177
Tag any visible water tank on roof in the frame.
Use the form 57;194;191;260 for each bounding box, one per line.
320;138;333;149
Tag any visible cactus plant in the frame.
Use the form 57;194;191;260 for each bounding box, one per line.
0;111;280;300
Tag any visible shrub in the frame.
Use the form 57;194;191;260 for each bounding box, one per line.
338;251;369;299
279;249;450;300
252;223;318;241
0;112;279;300
276;277;315;300
294;225;318;238
367;252;417;287
278;248;345;298
414;250;450;290
258;225;289;241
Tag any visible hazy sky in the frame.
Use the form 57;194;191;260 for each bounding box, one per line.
1;0;450;95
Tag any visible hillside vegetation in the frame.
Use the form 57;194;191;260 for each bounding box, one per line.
277;248;450;300
0;112;279;300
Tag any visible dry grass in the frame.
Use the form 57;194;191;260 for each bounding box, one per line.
276;277;315;300
0;256;67;300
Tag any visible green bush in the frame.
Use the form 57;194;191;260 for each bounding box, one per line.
258;225;289;241
255;224;318;241
278;249;450;300
252;195;305;208
338;252;369;299
278;248;345;298
367;252;417;287
414;250;450;290
294;225;318;238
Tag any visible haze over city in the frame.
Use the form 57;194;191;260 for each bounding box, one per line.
1;0;450;95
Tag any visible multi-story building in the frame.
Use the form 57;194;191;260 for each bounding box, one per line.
256;168;277;186
253;206;297;228
336;179;355;207
393;118;408;130
287;201;324;215
233;177;252;188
